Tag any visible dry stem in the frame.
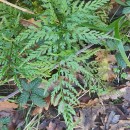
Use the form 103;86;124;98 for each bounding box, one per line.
0;0;34;14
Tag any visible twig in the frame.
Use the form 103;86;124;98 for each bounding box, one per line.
76;44;94;56
0;89;20;102
77;90;89;100
0;0;34;14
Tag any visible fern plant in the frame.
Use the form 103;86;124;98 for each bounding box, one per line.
0;0;129;129
0;117;10;130
18;78;48;107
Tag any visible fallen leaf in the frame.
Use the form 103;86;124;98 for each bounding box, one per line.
44;96;51;110
123;87;130;102
106;111;116;129
55;121;66;130
126;81;130;87
20;18;40;28
46;121;56;130
8;110;25;130
32;106;43;116
110;120;130;130
0;101;18;111
79;94;91;103
0;110;13;118
111;115;120;124
39;120;49;130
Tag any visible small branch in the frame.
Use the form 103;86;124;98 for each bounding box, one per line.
0;0;34;14
0;89;20;102
77;90;89;100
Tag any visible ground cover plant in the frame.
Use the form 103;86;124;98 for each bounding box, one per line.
0;0;130;130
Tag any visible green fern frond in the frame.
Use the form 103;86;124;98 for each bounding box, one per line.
0;117;10;125
29;78;42;89
0;0;120;129
31;94;46;107
18;91;30;106
18;78;48;107
32;88;48;97
0;3;19;18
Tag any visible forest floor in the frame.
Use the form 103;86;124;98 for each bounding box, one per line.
0;0;130;130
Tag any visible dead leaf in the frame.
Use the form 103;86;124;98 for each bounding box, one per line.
0;110;13;118
109;0;126;18
0;101;18;111
44;96;51;110
126;81;130;87
123;87;130;102
20;18;40;28
32;106;43;116
105;111;116;129
46;121;56;130
110;120;130;130
55;121;66;130
39;120;49;130
79;94;91;103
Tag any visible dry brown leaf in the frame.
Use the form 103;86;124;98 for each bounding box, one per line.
86;98;99;107
77;105;104;130
44;96;51;110
0;101;18;111
46;121;56;130
77;98;99;109
20;18;40;28
32;106;43;116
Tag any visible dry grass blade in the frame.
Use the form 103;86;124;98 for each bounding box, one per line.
0;89;20;102
0;0;34;14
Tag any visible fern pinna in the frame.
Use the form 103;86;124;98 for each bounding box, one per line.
0;0;119;129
